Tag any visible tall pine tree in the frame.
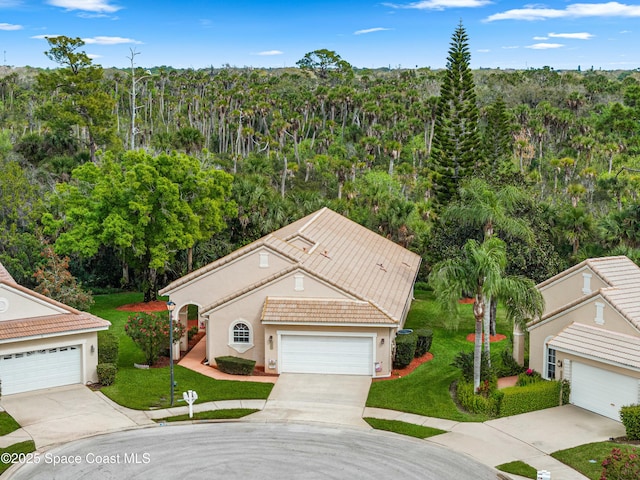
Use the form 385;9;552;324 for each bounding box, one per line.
431;22;482;208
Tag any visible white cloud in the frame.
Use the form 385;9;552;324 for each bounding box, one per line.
83;36;141;45
31;34;63;39
502;45;520;49
548;32;594;39
0;22;22;30
47;0;121;13
533;36;548;40
256;50;283;56
0;1;23;7
384;0;491;10
526;43;565;49
354;27;392;35
477;48;490;52
485;2;640;22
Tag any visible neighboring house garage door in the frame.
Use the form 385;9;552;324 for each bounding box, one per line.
280;334;373;375
571;361;639;421
0;345;82;395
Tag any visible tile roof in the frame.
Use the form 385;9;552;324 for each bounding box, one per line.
0;262;16;284
165;207;421;323
0;313;110;342
261;297;397;325
548;322;640;370
535;256;640;331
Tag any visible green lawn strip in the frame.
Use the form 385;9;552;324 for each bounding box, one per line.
0;412;21;436
551;441;638;480
495;460;538;479
155;408;259;422
367;289;510;421
364;417;446;439
0;441;36;475
101;365;272;410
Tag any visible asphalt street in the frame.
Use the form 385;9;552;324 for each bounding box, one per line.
8;422;498;480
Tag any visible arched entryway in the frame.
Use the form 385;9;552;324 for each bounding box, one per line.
174;303;205;359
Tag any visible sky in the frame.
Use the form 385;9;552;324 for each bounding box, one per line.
1;0;639;71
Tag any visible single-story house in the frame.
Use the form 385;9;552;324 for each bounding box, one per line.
529;256;640;420
0;262;110;395
159;207;421;378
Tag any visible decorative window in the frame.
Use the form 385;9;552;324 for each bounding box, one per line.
233;322;250;343
259;251;269;268
582;273;592;294
546;347;556;380
294;274;304;291
594;302;605;325
229;320;253;354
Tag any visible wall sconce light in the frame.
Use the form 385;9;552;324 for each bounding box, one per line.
556;360;563;368
268;335;273;350
90;345;95;353
380;338;385;345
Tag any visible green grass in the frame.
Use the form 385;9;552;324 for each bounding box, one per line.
496;460;538;479
367;289;510;421
0;441;36;474
155;408;259;422
0;413;21;436
91;293;273;410
364;417;446;439
552;441;639;480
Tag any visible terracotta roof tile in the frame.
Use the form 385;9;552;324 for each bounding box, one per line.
261;297;397;325
0;313;110;341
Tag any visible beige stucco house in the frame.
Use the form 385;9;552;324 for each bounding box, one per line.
0;262;110;395
529;256;640;420
160;207;421;378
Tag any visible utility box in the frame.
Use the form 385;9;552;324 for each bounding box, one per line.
536;470;551;480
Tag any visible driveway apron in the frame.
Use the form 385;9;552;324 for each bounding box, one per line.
247;373;371;427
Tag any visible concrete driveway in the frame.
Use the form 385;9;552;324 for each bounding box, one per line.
0;385;152;448
247;373;371;427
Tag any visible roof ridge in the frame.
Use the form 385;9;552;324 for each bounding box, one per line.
296;207;328;234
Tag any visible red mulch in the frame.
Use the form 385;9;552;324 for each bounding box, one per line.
373;352;434;381
458;298;475;304
117;300;168;312
466;333;507;342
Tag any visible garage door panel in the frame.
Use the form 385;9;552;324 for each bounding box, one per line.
571;362;639;421
0;346;82;395
281;335;373;375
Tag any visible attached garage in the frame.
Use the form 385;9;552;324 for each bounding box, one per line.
0;345;82;395
570;362;639;421
279;334;374;375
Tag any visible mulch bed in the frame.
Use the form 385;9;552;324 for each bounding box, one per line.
373;352;434;381
465;333;507;342
117;301;168;312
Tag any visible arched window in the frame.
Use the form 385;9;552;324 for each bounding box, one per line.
233;322;250;343
229;320;253;353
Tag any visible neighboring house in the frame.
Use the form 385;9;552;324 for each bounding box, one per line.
160;207;421;378
0;262;110;395
529;256;640;420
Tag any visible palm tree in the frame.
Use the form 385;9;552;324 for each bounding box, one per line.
429;237;543;391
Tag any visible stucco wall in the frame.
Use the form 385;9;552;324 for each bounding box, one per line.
0;284;66;321
2;332;101;384
529;296;637;373
540;266;607;314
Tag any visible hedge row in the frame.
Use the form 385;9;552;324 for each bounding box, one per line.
393;329;434;368
215;356;256;375
98;331;119;365
620;404;640;440
96;363;117;386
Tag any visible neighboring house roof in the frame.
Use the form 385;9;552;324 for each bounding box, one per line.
549;322;640;370
532;256;640;331
0;261;110;342
0;313;110;343
261;297;397;326
161;207;421;324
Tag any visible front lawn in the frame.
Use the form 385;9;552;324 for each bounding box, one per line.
552;441;639;480
155;408;259;422
367;289;511;421
0;441;36;475
0;412;21;436
364;417;446;439
92;293;273;410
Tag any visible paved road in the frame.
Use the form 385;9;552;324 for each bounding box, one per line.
7;423;499;480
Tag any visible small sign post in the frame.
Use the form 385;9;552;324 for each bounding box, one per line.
182;390;198;418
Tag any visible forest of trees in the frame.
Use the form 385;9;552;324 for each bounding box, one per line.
1;27;640;303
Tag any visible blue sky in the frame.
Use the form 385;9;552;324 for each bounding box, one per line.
1;0;639;70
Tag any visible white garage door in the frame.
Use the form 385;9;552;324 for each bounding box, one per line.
0;346;82;395
280;335;373;375
571;362;639;421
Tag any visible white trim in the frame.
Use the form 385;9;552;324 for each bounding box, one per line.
294;274;304;291
263;321;394;328
543;335;555;379
259;251;269;268
228;319;254;354
582;272;592;295
550;345;640;373
594;302;605;325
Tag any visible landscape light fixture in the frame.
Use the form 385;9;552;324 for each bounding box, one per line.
166;300;176;406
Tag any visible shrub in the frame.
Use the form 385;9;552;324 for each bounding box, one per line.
455;380;502;417
620;404;640;441
499;380;563;417
394;333;417;368
187;326;199;341
601;447;639;480
495;346;526;378
96;363;117;386
98;331;119;365
124;312;185;366
215;356;256;375
560;379;571;405
451;350;493;384
414;328;433;357
516;369;543;386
